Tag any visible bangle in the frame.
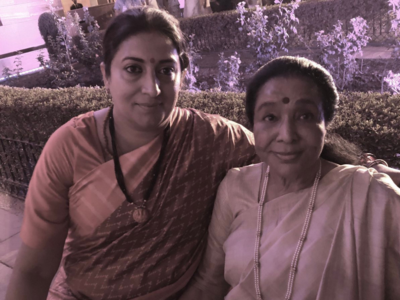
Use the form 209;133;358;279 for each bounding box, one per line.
359;153;376;165
365;159;389;168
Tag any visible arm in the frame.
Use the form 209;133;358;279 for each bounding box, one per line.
6;124;73;299
372;164;400;186
180;173;234;300
6;236;67;300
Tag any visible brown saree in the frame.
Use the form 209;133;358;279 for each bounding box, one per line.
21;107;257;300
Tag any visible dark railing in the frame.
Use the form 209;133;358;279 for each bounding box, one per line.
0;45;46;60
0;136;43;200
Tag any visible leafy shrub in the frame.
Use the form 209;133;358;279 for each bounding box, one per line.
215;51;242;91
34;6;103;88
382;0;400;93
71;8;103;71
38;12;59;57
180;0;389;54
1;67;13;80
315;17;370;90
184;34;202;92
0;86;398;168
236;0;300;68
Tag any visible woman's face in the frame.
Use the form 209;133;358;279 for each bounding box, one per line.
253;76;327;178
102;31;182;132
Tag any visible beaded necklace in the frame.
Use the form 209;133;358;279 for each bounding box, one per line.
254;162;321;300
103;106;170;223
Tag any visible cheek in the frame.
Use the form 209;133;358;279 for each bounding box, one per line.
301;124;326;151
253;123;273;150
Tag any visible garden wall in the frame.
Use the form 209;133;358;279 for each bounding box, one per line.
179;0;393;52
0;86;399;198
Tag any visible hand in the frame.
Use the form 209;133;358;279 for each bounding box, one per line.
371;164;400;187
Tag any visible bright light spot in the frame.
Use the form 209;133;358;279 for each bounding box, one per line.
0;66;44;82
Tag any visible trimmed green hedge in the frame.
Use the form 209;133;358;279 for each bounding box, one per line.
0;86;399;167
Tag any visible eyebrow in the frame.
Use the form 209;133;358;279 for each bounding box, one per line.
122;57;178;64
257;102;277;110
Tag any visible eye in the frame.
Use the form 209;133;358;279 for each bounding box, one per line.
263;114;277;122
299;113;314;121
159;67;176;76
125;65;142;74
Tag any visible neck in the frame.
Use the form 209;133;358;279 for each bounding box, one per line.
266;160;321;201
111;112;166;156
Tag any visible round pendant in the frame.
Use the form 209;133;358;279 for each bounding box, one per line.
132;207;150;223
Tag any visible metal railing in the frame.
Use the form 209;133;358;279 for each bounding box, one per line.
0;136;43;200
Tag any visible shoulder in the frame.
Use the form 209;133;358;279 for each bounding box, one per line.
172;107;254;138
338;165;400;205
223;163;263;186
47;111;95;143
42;111;97;160
215;163;263;213
358;166;400;198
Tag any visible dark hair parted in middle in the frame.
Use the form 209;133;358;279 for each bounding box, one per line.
102;7;189;77
245;56;339;127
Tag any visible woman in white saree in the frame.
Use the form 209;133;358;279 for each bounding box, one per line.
180;56;400;300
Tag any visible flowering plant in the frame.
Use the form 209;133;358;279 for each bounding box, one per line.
383;70;400;93
236;0;300;69
71;8;102;71
389;0;400;36
382;0;400;94
184;34;202;92
315;17;370;90
216;52;242;92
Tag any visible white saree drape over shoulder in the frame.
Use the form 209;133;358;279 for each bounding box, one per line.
187;164;400;300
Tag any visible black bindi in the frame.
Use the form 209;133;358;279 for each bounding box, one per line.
282;97;290;104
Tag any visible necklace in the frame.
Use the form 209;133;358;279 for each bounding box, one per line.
103;107;113;157
254;162;321;300
106;106;170;224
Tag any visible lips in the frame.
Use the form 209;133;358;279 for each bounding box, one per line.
273;151;302;162
136;103;160;107
135;103;161;111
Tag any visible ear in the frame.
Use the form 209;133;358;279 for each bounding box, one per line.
180;69;187;88
100;62;110;90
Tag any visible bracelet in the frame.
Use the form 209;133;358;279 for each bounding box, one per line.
365;159;389;168
358;153;376;165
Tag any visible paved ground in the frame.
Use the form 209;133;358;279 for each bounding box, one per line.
0;193;24;300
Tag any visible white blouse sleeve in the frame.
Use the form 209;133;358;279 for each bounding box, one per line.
181;172;235;300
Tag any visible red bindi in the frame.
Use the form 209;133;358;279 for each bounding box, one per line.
150;58;155;64
282;97;290;104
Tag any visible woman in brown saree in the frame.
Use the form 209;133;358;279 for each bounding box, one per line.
5;8;256;300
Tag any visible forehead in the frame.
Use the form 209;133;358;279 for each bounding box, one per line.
114;32;179;61
255;76;322;108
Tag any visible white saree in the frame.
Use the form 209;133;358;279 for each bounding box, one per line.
186;164;400;300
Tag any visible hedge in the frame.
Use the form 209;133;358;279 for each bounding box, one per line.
0;85;399;165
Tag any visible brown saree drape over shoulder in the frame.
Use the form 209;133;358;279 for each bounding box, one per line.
21;107;257;300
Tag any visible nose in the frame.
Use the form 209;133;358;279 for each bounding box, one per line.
141;71;161;97
276;117;298;143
